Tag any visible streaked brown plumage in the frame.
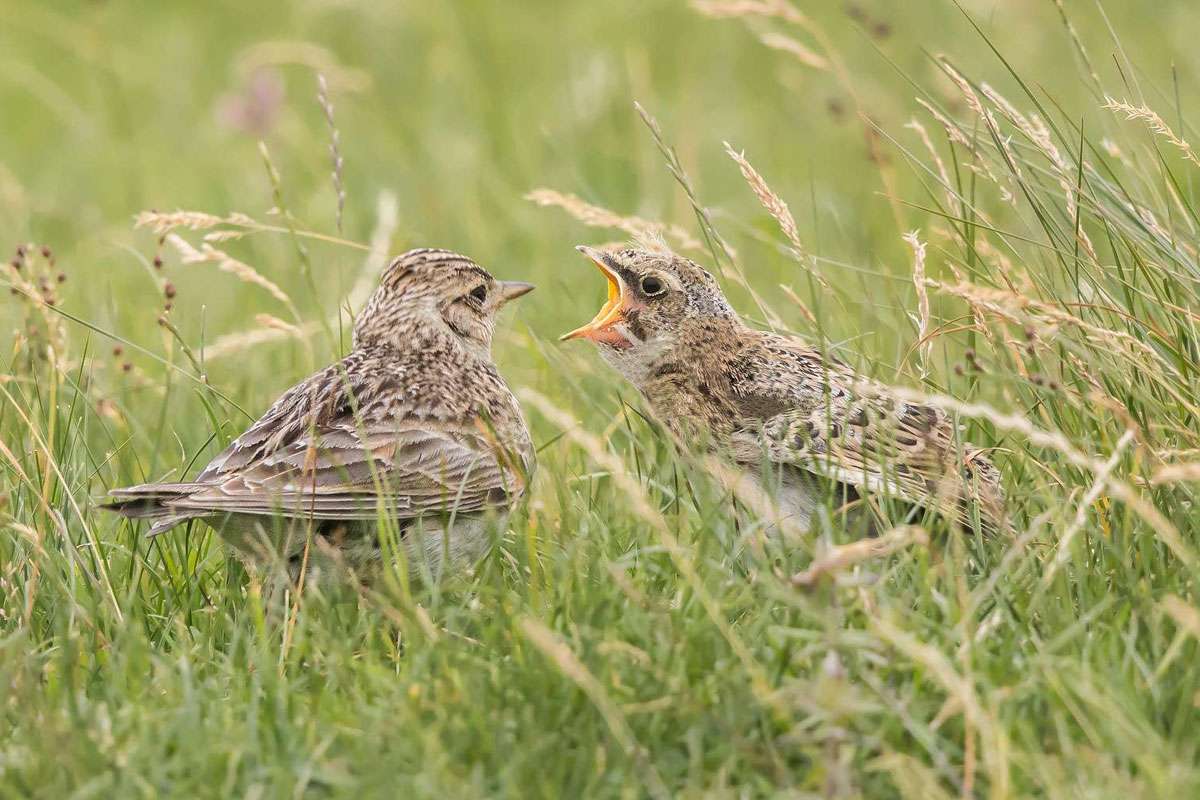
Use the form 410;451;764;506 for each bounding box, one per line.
562;245;1006;533
105;248;536;578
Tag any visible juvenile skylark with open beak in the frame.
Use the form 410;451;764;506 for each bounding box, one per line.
562;246;1005;533
106;248;536;579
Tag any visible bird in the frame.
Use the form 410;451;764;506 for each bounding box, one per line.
105;248;536;581
560;245;1006;534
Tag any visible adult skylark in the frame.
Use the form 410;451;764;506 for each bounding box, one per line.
562;246;1005;533
106;248;536;578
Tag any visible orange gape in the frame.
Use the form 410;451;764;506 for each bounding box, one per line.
560;246;641;349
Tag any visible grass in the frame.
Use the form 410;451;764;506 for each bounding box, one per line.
2;0;1200;796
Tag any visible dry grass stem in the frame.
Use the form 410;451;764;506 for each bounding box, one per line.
201;191;398;360
203;230;248;243
930;279;1181;382
137;208;369;252
980;82;1097;259
723;143;802;253
1152;462;1200;484
525;188;702;252
689;0;807;24
134;210;230;234
166;234;295;311
1103;96;1200;167
916;98;972;149
1160;595;1200;641
723;142;831;292
234;40;372;93
942;63;1026;193
903;231;932;377
1043;428;1135;585
346;190;400;309
757;32;828;70
939;62;992;139
792;526;928;587
519;387;776;704
254;313;305;338
906;118;962;218
969;236;1019;288
204;323;319;360
519;618;670;800
1052;0;1101;84
876;383;1196;568
917;98;1014;207
777;283;816;325
870;616;1007;794
316;73;346;234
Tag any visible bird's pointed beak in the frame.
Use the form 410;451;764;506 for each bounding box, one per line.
497;280;535;303
560;246;635;347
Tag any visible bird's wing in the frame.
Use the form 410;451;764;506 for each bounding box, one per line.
728;339;1006;531
164;424;525;520
155;359;529;520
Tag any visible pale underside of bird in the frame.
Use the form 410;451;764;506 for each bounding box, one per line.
561;245;1007;534
104;248;536;580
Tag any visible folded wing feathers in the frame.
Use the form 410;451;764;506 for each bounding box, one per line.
738;382;1006;531
108;424;520;525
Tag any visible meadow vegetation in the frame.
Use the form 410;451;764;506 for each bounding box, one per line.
2;0;1200;796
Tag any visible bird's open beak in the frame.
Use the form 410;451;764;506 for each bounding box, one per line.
560;246;634;346
498;280;535;303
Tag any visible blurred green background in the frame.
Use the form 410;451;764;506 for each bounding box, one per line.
4;0;1199;406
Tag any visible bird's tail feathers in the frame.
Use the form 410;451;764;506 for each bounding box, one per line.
101;483;205;535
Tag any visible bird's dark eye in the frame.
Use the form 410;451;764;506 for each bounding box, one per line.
469;285;488;304
640;275;665;296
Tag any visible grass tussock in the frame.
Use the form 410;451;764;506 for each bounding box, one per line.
1;0;1200;797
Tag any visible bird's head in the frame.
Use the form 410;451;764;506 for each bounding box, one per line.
354;248;534;355
561;246;736;371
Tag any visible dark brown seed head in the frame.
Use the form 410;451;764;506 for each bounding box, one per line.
40;246;51;259
112;345;123;357
122;362;132;372
56;273;66;283
153;256;163;268
164;282;176;299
